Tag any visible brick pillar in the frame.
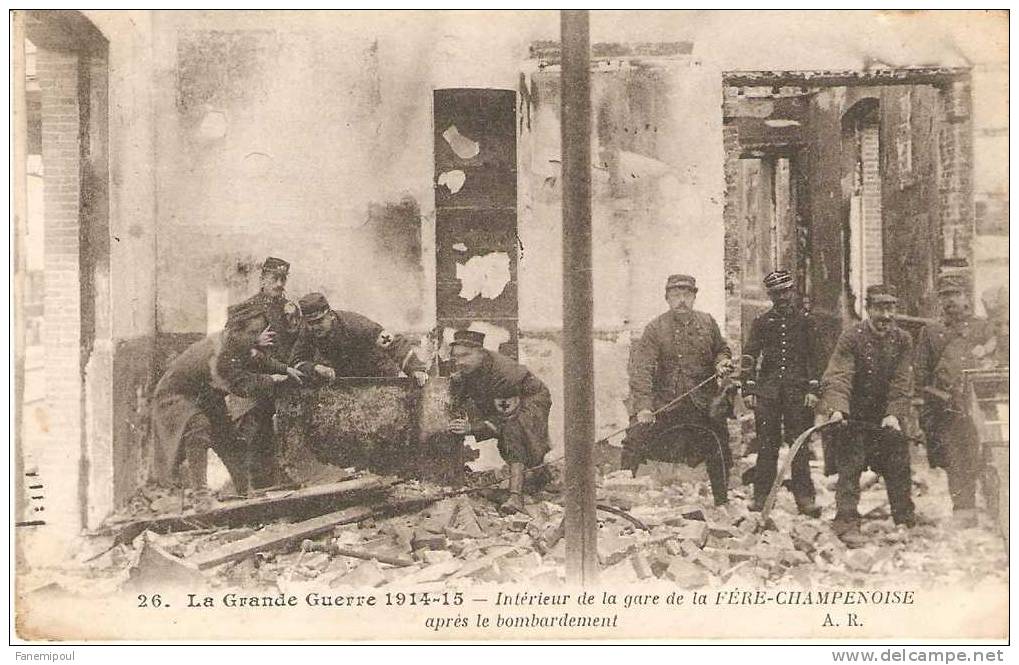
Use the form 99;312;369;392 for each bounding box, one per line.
939;79;975;287
37;47;83;530
859;124;884;285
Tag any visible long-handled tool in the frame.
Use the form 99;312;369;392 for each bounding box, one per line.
759;419;840;525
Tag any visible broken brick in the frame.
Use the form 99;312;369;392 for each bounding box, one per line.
631;552;654;580
663;559;709;588
411;531;447;551
331;559;386;588
597;529;639;566
676;521;709;548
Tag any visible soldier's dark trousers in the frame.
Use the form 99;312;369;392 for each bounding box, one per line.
834;425;915;523
181;412;250;494
935;414;981;511
753;388;816;504
235;402;280;492
622;410;731;505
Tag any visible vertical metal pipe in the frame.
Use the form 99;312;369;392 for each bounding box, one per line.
560;9;598;586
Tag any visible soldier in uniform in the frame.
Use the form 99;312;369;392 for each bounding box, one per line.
445;330;552;515
151;301;296;509
295;291;429;386
622;274;734;506
819;284;917;544
231;257;307;492
742;270;822;516
916;270;995;527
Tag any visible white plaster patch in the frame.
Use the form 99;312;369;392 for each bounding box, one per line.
452;242;468;252
438;169;466;194
466;321;511;352
465;436;506;472
206;285;229;335
456;252;510;300
442;125;480;159
764;119;801;128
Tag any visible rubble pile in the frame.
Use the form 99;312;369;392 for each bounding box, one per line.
24;455;1008;599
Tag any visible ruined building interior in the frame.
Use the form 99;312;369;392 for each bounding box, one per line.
12;11;1008;606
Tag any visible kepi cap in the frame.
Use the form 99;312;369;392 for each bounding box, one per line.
451;329;485;348
865;284;899;304
763;270;795;292
298;292;331;322
665;274;697;292
262;256;290;276
936;273;969;294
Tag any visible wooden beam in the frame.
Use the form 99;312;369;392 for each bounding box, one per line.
560;9;599;587
189;505;377;570
102;476;391;541
723;67;970;89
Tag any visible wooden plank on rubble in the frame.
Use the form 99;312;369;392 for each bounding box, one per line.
104;476;393;542
189;505;378;570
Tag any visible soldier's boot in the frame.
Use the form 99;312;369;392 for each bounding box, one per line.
620;447;642;479
794;494;822;518
832;512;866;548
524;465;553;494
499;463;527;515
189;487;219;513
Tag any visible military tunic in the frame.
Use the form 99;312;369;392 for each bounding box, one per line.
449;350;552;466
623;309;733;504
230;291;309;490
916;315;995;510
819;320;916;523
152;332;280;489
296;309;425;379
743;306;821;503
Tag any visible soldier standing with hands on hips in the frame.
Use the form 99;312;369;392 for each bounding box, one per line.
819;284;919;546
742;270;822;516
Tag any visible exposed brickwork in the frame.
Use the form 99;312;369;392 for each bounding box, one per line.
859;124;884;284
938;79;976;293
36;47;83;528
721;122;742;346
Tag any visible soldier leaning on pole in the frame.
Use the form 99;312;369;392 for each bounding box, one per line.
622;274;735;506
445;330;553;515
818;284;920;546
151;300;301;510
915;267;995;528
742;270;822;517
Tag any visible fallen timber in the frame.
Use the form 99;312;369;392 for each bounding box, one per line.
103;476;394;545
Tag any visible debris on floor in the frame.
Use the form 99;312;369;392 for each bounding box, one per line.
35;456;1008;598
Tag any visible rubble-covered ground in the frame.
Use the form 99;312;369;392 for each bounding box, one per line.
20;449;1008;599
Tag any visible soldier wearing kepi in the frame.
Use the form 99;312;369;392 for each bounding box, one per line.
295;292;429;386
445;330;552;515
231;257;307;492
151;301;296;509
622;274;735;506
916;268;995;528
819;284;917;545
743;270;822;516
